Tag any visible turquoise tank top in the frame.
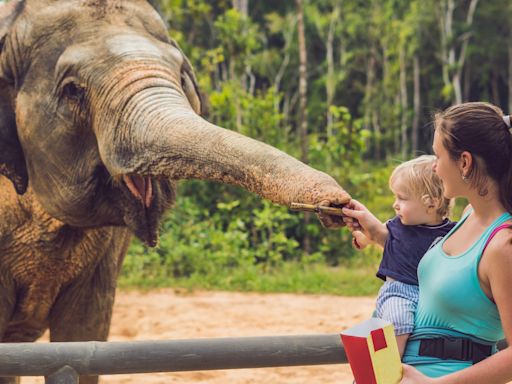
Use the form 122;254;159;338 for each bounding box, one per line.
403;210;512;377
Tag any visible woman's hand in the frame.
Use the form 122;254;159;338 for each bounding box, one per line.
400;364;437;384
342;199;388;247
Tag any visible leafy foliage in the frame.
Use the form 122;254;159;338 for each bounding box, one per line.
121;0;510;293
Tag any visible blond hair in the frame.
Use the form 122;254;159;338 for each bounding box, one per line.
389;155;452;218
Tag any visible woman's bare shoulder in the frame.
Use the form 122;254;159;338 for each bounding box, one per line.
484;224;512;265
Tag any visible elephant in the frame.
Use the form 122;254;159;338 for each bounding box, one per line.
0;0;350;382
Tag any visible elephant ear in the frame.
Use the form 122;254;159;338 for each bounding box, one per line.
0;0;28;195
173;41;208;117
182;59;208;117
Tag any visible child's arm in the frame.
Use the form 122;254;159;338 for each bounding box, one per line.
342;199;388;247
352;230;372;250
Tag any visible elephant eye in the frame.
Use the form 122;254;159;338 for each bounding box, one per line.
61;80;85;103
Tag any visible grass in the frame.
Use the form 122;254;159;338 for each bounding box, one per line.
119;256;383;297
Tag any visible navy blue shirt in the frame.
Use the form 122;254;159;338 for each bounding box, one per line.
377;216;456;285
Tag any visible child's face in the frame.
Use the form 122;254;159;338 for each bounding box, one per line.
391;181;438;226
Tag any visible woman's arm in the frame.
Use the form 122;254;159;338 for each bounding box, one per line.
401;228;512;384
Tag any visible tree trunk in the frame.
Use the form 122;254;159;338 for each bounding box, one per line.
364;51;378;159
274;17;296;113
283;92;291;137
326;5;340;137
399;46;408;159
394;93;400;154
220;61;228;83
232;0;248;16
463;58;471;101
246;66;256;96
452;0;479;104
452;71;462;105
296;0;308;165
372;110;381;160
509;40;512;113
439;0;479;104
295;0;311;254
491;69;500;105
439;0;455;100
231;0;250;131
412;54;420;155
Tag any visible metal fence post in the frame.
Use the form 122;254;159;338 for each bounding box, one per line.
45;366;79;384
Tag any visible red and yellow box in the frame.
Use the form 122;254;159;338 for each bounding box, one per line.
341;318;402;384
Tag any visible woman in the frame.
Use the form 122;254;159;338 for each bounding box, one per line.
343;102;512;382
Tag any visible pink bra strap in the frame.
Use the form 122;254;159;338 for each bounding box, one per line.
482;224;512;253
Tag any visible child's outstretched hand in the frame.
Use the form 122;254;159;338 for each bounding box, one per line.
342;199;376;233
342;199;388;248
352;230;370;250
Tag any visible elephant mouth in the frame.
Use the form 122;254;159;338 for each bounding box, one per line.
122;174;153;208
118;173;174;248
120;174;158;247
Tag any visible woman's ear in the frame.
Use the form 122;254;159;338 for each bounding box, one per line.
0;1;28;194
460;151;473;177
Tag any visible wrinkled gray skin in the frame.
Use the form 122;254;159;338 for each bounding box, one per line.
0;1;350;382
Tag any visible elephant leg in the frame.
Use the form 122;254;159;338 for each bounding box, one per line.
0;272;16;340
0;273;19;384
49;250;121;384
0;378;18;384
1;322;45;384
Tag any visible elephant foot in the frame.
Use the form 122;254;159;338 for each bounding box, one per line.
2;318;47;343
2;327;46;343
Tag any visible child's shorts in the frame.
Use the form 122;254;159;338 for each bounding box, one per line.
375;280;419;335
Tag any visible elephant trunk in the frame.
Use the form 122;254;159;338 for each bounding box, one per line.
98;87;349;207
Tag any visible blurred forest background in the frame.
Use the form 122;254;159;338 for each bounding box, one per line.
121;0;512;294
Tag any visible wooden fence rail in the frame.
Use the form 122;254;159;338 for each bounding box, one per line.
1;335;506;383
0;334;347;383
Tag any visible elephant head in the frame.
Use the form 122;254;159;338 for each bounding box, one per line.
0;0;350;246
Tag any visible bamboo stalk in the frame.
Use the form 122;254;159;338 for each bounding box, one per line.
289;203;344;217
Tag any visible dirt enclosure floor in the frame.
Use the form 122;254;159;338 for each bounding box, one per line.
23;289;376;384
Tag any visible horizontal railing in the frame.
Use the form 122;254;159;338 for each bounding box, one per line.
0;335;506;384
0;334;347;383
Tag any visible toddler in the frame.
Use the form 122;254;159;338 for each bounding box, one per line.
342;155;456;356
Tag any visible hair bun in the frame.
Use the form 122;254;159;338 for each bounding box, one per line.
504;115;511;129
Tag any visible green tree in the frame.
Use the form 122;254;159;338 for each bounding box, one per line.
141;0;511;281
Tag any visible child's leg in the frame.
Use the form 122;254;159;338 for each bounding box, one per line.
375;281;419;358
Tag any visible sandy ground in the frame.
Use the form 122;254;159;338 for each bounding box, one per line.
23;289;376;384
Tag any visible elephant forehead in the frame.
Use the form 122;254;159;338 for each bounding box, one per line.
105;34;168;59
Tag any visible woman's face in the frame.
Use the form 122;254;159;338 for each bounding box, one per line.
432;129;464;199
